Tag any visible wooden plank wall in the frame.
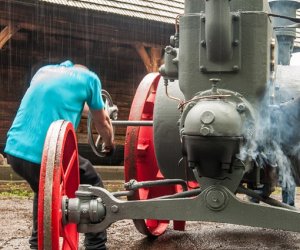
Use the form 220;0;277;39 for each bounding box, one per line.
0;1;174;164
0;41;148;151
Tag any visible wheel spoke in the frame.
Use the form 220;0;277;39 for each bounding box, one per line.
64;150;77;183
61;226;77;250
60;149;77;194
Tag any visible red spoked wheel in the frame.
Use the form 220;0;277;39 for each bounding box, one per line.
38;120;80;250
124;73;183;237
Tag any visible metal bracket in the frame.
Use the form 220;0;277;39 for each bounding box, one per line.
77;184;300;234
199;13;241;73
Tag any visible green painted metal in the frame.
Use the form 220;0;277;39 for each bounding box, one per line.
61;0;300;238
178;0;273;103
156;0;273;180
79;185;300;233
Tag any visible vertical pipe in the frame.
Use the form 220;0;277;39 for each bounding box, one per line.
269;0;300;65
205;0;232;63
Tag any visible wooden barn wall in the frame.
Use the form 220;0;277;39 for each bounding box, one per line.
0;1;174;164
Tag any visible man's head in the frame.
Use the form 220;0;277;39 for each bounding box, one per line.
74;64;89;70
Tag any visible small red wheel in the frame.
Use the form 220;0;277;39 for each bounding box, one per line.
38;120;80;250
125;73;179;237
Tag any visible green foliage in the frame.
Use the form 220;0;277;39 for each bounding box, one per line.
0;181;33;198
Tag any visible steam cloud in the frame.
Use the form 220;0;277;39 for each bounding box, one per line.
238;65;300;190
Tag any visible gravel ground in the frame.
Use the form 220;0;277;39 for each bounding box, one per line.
1;189;300;249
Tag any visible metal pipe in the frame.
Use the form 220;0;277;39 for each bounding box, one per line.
111;120;153;126
205;0;232;63
164;79;182;104
269;0;300;65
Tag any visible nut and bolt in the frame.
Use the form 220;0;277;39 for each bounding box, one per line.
236;103;246;112
111;205;119;213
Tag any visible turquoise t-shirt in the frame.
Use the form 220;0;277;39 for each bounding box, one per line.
4;60;104;164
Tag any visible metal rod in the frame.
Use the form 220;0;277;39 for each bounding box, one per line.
157;188;202;199
124;179;188;192
112;190;135;198
111;120;153;126
237;186;298;211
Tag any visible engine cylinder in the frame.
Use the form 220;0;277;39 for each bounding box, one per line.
181;98;246;178
183;100;243;137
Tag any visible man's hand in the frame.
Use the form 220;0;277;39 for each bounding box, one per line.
102;143;116;157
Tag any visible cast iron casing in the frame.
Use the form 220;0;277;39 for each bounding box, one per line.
154;0;274;180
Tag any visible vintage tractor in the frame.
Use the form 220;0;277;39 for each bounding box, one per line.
37;0;300;249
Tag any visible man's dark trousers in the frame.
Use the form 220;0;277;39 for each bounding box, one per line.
7;154;107;249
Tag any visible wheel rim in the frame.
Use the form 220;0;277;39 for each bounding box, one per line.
38;120;80;250
124;73;171;237
87;89;116;157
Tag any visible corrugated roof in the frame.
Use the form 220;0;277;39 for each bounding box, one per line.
39;0;185;24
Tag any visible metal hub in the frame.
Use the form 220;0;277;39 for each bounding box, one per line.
205;186;228;211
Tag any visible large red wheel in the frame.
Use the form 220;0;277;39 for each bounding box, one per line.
38;120;80;250
124;73;184;237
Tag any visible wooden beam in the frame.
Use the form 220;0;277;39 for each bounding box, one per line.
134;43;162;73
135;43;152;73
0;17;165;49
150;47;162;72
0;23;20;49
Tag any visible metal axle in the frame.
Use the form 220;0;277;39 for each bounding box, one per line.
111;120;153;126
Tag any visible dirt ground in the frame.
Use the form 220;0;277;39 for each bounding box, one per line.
2;190;300;249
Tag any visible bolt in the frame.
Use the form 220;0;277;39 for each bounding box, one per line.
200;126;210;136
201;40;206;47
200;66;207;73
206;189;226;210
236;103;246;112
212;196;218;203
111;205;119;213
201;16;206;22
232;65;239;72
232;40;239;47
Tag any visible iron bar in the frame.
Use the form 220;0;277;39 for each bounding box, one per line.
157;188;202;199
111;120;153;126
237;186;298;211
112;190;135;198
124;179;188;192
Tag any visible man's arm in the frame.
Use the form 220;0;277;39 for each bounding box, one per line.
90;108;114;149
82;103;89;118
